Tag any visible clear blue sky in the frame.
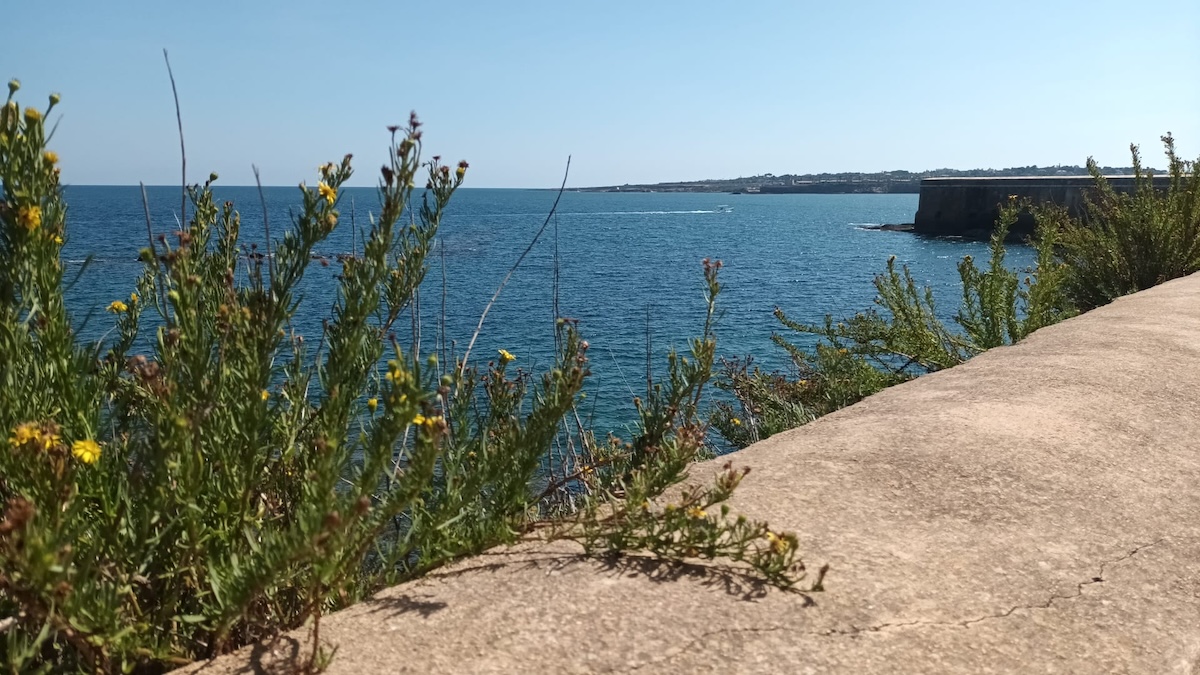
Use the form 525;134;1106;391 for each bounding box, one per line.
4;0;1198;187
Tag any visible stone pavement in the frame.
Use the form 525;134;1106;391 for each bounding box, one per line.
181;272;1200;674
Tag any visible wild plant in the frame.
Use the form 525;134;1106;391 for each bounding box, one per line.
712;199;1073;448
0;81;816;674
1057;134;1200;310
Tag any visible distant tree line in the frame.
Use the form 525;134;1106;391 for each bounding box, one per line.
584;165;1150;193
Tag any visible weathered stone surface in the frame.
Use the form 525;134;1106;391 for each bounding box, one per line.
180;272;1200;674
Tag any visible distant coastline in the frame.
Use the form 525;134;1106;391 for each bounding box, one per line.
572;164;1144;194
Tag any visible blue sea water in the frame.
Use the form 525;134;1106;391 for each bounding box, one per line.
60;186;1032;438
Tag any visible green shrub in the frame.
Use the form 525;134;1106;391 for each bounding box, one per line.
1058;134;1200;310
713;134;1198;449
712;200;1074;448
0;83;816;674
701;127;1200;665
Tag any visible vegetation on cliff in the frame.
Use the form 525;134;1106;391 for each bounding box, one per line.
1058;134;1200;310
0;80;819;674
3;63;1193;673
713;135;1198;449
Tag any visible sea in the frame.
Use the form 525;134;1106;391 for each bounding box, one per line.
60;186;1033;442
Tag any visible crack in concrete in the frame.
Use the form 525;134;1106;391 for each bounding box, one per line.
627;538;1164;671
956;538;1165;628
816;538;1164;637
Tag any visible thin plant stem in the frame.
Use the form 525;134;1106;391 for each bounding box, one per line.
140;182;170;320
252;165;274;288
458;156;571;379
162;49;186;227
440;238;448;377
645;305;653;397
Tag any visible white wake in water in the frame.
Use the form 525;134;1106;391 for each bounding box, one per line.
591;210;719;215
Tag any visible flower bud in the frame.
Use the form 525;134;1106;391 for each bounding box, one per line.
7;79;19;96
48;92;61;109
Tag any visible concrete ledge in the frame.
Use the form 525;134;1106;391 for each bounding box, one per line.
912;175;1170;237
182;273;1200;674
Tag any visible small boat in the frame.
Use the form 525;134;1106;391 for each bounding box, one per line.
716;205;733;213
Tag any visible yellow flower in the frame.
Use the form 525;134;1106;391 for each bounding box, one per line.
23;107;41;123
837;348;849;355
53;235;63;245
72;439;101;464
498;349;516;363
384;361;409;385
43;151;58;165
107;300;128;313
413;414;443;430
130;292;139;304
261;390;270;401
686;506;707;520
318;182;336;205
367;397;378;412
41;430;61;452
731;417;742;427
765;531;791;555
17;205;41;231
9;422;39;448
10;423;59;452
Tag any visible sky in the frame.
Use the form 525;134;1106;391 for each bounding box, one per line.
3;0;1198;188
